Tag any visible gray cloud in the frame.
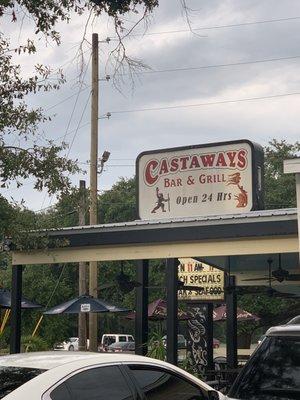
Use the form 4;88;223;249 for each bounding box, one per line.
3;0;300;210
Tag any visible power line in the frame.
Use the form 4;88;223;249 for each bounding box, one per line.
110;54;300;78
66;91;92;157
40;56;92;211
109;91;300;115
54;114;108;142
62;54;92;143
108;16;300;40
46;86;90;111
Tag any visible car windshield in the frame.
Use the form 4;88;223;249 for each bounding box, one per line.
0;366;45;399
229;335;300;400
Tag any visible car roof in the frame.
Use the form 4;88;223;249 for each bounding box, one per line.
0;351;214;392
0;352;147;370
266;324;300;337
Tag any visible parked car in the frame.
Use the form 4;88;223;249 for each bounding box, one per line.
99;333;134;352
162;334;187;349
0;351;224;399
53;337;79;351
227;322;300;400
107;341;135;353
54;337;89;351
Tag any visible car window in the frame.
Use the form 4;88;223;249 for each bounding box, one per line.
229;336;300;400
0;366;45;399
119;336;127;342
50;365;134;400
104;336;116;346
128;365;205;400
128;336;134;342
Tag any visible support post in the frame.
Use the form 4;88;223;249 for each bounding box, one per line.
226;275;238;370
284;158;300;261
166;258;178;365
89;32;99;352
186;303;214;377
135;260;149;356
10;265;23;354
78;180;87;351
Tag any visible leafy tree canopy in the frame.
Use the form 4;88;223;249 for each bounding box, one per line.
264;139;300;209
0;0;158;194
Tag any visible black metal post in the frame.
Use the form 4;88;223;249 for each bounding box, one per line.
10;264;23;354
226;275;238;370
135;260;149;356
166;258;178;365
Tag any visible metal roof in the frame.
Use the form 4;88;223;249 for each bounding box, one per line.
48;208;297;236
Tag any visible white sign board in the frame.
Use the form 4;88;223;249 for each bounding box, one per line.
80;303;91;313
137;140;263;220
178;258;225;301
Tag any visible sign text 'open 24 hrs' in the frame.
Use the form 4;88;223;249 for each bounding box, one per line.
136;140;264;219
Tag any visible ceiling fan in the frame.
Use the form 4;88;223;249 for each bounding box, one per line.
98;262;142;294
99;264;205;294
242;256;300;284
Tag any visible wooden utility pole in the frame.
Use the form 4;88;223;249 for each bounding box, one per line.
89;32;99;352
78;180;87;351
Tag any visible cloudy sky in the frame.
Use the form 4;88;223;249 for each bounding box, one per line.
3;0;300;211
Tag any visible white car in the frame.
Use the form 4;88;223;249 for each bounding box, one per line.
53;337;89;351
0;352;224;400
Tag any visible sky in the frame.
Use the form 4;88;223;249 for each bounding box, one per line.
2;0;300;211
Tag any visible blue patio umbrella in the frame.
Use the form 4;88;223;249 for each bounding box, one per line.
44;294;130;315
0;288;41;309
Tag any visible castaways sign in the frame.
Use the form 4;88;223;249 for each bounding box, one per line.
136;140;264;219
178;258;224;301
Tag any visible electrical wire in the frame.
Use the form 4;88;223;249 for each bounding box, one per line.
61;54;92;143
66;91;92;158
46;87;90;112
108;16;300;40
109;91;300;115
39;56;92;211
111;54;300;78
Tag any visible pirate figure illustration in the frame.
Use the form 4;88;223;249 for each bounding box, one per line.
227;172;248;208
151;187;170;214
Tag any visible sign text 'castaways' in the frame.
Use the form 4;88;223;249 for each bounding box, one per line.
137;140;264;220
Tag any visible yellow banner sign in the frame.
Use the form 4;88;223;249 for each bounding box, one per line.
178;258;224;301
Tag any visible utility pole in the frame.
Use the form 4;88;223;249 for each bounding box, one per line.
78;180;87;351
89;32;99;352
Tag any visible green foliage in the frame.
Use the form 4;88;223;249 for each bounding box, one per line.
0;33;81;194
264;139;300;209
146;329;166;361
0;1;159;43
1;136;300;348
0;0;158;194
21;335;49;352
99;178;136;223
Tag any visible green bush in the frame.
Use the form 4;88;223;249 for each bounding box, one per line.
21;335;49;352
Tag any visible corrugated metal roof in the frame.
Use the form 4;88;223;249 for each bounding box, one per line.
49;208;297;235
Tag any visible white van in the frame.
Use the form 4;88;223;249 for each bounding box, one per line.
100;334;134;351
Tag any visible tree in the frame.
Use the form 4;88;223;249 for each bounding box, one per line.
0;0;158;194
264;139;300;209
